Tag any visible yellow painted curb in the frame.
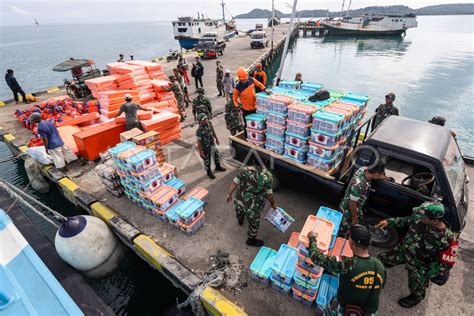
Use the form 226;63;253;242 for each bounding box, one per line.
58;177;79;203
200;286;247;316
47;87;60;93
90;202;118;223
133;234;173;270
4;134;15;142
0;101;5;107
41;165;52;177
19;146;29;153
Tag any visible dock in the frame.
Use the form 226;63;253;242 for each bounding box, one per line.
1;23;474;316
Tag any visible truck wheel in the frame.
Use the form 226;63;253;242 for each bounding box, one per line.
365;215;399;249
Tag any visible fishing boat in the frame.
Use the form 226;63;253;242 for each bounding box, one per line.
321;14;417;36
171;1;236;50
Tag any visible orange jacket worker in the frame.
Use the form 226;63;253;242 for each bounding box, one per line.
253;63;267;93
233;67;269;122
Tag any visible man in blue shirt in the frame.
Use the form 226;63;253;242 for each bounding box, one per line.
29;113;77;171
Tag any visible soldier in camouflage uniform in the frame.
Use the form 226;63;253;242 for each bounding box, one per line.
192;88;213;122
173;68;190;107
196;113;226;179
376;202;456;308
226;158;277;247
216;61;225;97
224;92;244;136
308;225;386;315
339;164;388;235
168;75;186;122
373;92;399;128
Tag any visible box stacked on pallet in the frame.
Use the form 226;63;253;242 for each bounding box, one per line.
95;159;124;197
113;64;155;104
270;244;298;295
245;113;267;148
265;94;293;154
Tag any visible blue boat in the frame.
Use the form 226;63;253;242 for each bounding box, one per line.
0;209;83;315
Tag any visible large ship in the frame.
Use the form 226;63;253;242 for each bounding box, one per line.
321;14;417;36
171;1;236;50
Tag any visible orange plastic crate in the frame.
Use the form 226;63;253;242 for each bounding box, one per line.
299;215;334;251
73;121;125;160
287;232;300;249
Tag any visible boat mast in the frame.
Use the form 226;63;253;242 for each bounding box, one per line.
221;0;226;23
341;0;345;18
271;0;275;50
276;0;297;84
346;0;352;17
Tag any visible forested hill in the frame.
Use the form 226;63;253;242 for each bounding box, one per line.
235;4;474;18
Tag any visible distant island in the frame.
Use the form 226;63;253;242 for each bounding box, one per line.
235;4;474;19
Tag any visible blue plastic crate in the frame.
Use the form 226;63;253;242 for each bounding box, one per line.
250;247;278;285
174;197;204;225
285;132;309;149
265;144;284;155
267;111;287;126
271;244;298;284
166;201;184;227
316;274;339;311
166;177;186;196
270;274;292;295
301;82;323;93
316;206;343;249
307;153;340;173
108;141;136;159
293;270;322;295
279;80;301;89
245;113;266;130
284;143;308;162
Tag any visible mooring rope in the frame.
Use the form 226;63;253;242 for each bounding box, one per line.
0;179;67;228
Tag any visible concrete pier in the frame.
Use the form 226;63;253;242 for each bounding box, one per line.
1;23;473;316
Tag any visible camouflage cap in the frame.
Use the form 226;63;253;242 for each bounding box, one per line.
197;113;208;122
197;88;205;94
417;202;445;220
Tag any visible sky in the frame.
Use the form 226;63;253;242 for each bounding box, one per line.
0;0;472;26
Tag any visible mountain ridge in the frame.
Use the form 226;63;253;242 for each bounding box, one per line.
235;4;474;19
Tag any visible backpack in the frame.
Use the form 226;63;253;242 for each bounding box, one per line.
191;64;197;78
309;89;330;102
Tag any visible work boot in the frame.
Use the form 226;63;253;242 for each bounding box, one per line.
207;170;215;179
246;238;264;247
398;295;421;308
215;165;226;172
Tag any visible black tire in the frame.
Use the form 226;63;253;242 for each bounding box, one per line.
167;57;171;62
365;215;399;249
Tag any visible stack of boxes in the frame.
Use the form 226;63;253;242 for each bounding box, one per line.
245;113;267;147
95;159;124;197
250;81;371;175
308;94;369;173
249;206;348;309
284;103;316;164
107;136;208;235
265;94;293;155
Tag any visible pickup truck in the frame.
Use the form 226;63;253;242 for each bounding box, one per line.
250;31;269;49
195;39;225;59
229;115;469;248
